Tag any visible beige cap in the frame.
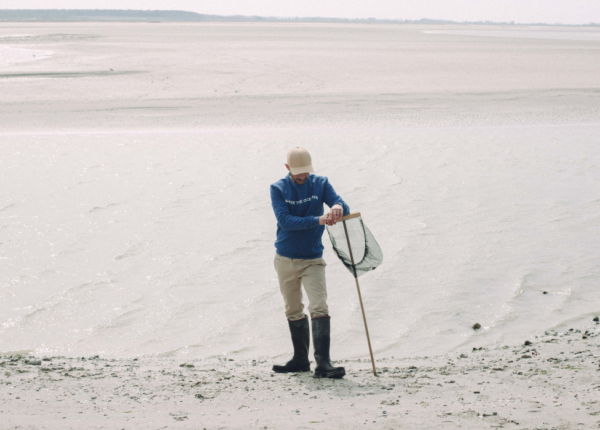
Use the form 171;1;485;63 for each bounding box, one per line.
287;147;314;175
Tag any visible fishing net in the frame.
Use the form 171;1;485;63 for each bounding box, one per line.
326;213;383;278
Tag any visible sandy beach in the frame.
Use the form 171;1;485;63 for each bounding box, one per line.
2;22;600;429
2;23;600;133
2;321;599;429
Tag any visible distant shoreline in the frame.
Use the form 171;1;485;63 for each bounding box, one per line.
0;9;598;26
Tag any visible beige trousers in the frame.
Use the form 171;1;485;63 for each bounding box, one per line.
274;254;329;321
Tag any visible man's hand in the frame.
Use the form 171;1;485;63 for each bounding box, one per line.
319;205;344;226
319;214;335;226
329;204;344;223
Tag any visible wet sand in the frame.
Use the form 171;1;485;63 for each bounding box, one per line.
1;23;600;133
2;22;600;429
2;322;599;429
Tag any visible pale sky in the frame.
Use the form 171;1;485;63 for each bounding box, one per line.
4;0;600;25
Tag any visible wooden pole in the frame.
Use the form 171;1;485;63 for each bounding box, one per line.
342;218;377;376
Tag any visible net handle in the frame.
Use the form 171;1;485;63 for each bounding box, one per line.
340;211;361;221
342;216;377;377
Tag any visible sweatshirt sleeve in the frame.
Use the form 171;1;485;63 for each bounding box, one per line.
323;178;350;216
270;185;321;231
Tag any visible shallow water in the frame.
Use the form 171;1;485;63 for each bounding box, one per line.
424;28;600;42
1;23;599;360
0;45;52;64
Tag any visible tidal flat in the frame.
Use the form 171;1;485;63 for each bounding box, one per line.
1;21;600;429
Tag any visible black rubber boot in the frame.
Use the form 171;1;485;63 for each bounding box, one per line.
272;317;311;373
312;317;345;379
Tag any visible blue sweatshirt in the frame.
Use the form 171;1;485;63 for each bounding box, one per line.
270;174;350;259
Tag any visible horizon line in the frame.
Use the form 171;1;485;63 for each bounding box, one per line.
0;9;598;26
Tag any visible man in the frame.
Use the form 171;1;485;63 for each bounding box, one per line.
270;147;350;379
